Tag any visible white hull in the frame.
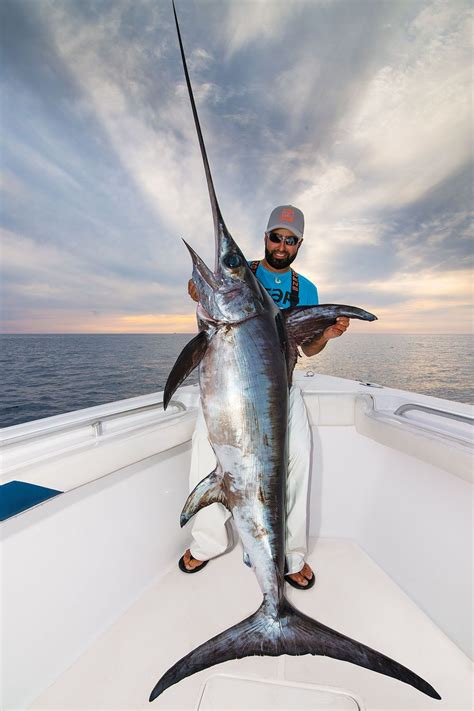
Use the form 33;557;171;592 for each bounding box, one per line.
1;373;472;709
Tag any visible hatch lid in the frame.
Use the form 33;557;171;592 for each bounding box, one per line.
198;674;361;710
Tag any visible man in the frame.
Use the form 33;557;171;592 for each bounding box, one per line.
180;205;349;588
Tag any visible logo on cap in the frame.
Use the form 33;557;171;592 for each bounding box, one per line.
280;208;295;222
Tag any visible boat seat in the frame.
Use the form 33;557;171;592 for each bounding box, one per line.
354;395;472;483
303;393;356;426
302;391;472;482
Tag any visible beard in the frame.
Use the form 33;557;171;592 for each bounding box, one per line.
265;246;298;270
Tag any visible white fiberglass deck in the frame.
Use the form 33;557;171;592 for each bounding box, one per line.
2;374;472;710
30;538;471;711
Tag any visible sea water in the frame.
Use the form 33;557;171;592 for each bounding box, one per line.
1;333;472;428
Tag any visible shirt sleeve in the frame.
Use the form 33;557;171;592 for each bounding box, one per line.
299;277;319;306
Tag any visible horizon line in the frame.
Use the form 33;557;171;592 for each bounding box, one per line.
1;332;472;337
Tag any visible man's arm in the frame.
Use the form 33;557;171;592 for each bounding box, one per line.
190;277;349;355
300;317;350;356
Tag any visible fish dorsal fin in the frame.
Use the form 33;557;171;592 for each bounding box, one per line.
283;304;377;376
284;304;376;344
180;468;229;527
284;305;338;348
163;331;208;409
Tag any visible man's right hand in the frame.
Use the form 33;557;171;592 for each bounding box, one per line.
188;279;199;302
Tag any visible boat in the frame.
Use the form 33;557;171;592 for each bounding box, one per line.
1;371;472;710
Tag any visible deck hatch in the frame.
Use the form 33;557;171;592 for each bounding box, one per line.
198;674;361;709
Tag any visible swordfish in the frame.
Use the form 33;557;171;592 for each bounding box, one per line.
149;2;441;702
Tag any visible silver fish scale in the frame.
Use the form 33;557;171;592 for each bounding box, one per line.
199;315;288;609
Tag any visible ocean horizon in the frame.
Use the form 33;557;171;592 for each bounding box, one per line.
1;333;472;428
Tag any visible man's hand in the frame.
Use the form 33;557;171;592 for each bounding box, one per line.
322;316;350;341
188;279;199;302
301;317;350;356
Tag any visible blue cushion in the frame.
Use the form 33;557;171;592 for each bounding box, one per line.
0;481;62;521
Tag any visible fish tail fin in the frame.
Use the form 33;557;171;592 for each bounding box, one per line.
149;598;440;702
149;602;270;702
278;599;441;700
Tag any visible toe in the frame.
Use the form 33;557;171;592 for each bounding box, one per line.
182;550;192;570
289;572;308;586
184;550;205;571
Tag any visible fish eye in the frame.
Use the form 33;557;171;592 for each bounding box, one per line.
224;254;242;269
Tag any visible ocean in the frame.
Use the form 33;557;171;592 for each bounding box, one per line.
1;333;472;428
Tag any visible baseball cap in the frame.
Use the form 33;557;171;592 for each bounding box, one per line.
266;205;304;240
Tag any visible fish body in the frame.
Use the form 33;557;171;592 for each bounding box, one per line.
198;302;288;608
149;3;441;702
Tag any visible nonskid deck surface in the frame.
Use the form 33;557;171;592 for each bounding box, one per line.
30;539;471;711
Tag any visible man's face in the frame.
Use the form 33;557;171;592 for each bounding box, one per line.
264;228;302;270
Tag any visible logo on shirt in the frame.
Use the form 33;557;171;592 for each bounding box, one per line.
264;287;293;307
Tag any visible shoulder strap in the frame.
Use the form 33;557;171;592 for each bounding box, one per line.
249;260;260;274
290;269;299;307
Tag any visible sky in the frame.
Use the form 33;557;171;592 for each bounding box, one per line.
1;0;472;334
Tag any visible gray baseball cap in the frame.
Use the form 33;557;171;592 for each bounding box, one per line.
266;205;304;239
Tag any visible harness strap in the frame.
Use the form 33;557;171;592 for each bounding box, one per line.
290;269;299;307
250;260;300;307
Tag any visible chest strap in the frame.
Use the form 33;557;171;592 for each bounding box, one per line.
249;260;299;307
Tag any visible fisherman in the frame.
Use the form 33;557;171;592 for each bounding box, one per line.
180;205;349;589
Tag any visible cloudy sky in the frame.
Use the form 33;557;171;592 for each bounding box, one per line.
1;0;472;334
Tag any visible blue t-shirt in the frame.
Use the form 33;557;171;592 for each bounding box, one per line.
251;262;319;309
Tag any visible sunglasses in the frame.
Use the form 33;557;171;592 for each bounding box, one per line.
267;231;300;247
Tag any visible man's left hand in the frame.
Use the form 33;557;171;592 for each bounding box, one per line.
322;316;350;341
301;317;351;356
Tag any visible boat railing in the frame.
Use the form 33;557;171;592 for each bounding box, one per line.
357;394;473;442
0;399;187;448
394;403;473;427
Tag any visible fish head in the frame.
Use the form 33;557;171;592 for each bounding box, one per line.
184;220;268;324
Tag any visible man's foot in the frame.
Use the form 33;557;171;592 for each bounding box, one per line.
284;562;315;590
178;549;209;574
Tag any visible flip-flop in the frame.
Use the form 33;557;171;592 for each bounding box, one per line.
178;552;209;574
284;570;316;590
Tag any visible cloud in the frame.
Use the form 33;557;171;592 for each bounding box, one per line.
0;228;191;322
1;0;472;334
368;268;472;300
223;1;301;56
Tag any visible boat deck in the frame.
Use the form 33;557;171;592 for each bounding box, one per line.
29;538;471;710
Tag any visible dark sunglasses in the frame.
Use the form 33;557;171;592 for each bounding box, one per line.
267;231;300;247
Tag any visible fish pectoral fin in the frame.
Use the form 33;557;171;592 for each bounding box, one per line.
180;469;229;527
163;331;208;409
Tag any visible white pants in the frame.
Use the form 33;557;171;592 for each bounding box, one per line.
188;385;312;575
